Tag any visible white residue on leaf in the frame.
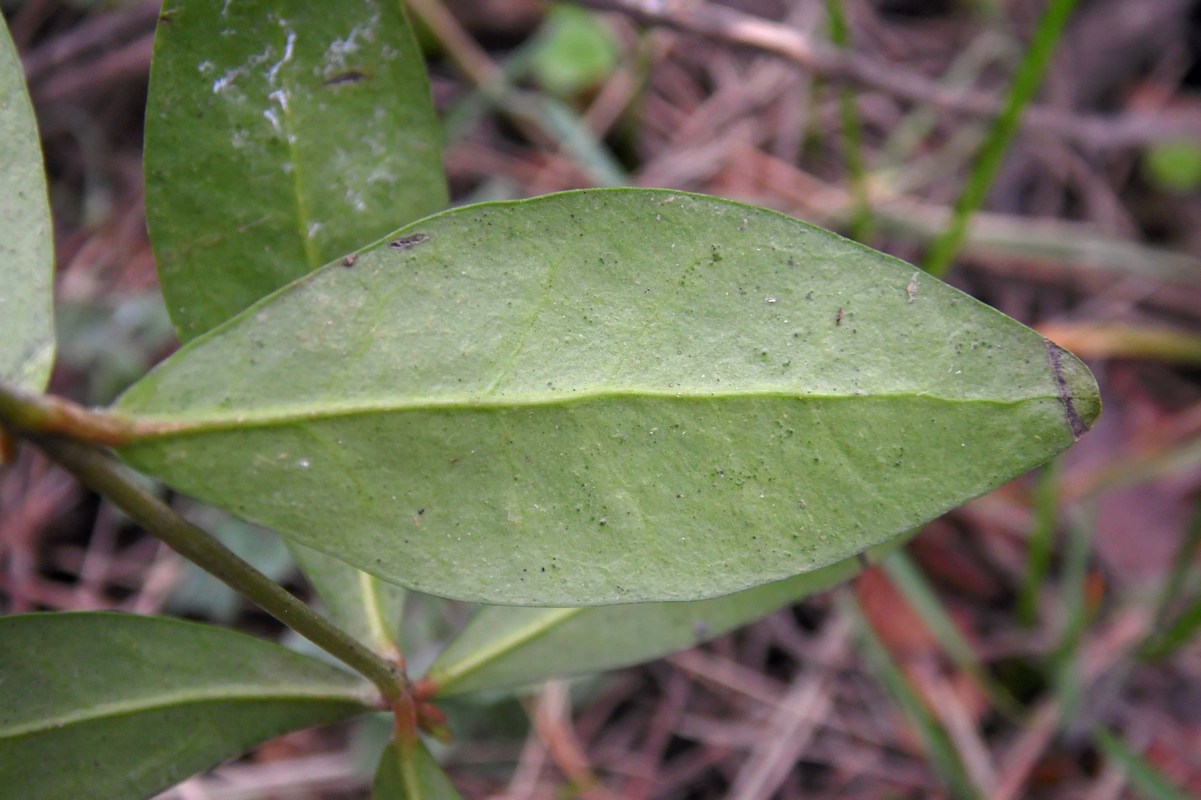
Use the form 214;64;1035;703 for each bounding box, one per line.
345;188;368;212
266;29;297;85
323;10;381;71
366;166;397;185
212;72;238;94
307;222;325;239
212;45;274;95
364;134;387;157
197;60;215;74
230;128;249;149
263;108;283;135
268;89;290;113
298;457;311;469
221;0;234;17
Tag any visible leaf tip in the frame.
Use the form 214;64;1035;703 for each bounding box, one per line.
1044;339;1101;439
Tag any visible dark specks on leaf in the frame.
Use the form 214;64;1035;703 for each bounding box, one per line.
324;70;367;86
390;233;430;250
835;307;844;326
341;254;358;268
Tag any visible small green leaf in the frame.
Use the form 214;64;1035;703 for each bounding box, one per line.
1144;140;1201;194
0;613;373;800
373;738;464;799
114;189;1100;605
145;0;447;340
531;5;619;96
0;16;54;394
289;541;406;656
427;537;904;697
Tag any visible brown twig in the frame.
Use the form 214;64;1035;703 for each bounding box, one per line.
20;0;160;83
570;0;1201;149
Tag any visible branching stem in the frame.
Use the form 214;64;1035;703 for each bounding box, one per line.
0;380;410;710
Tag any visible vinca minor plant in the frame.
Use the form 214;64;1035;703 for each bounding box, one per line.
0;3;1100;797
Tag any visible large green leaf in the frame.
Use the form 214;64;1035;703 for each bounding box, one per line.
289;541;406;656
0;17;54;394
0;613;373;800
113;189;1100;605
145;0;447;340
372;739;463;799
427;536;905;697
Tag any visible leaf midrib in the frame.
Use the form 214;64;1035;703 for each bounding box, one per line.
120;390;1057;439
0;683;370;738
428;608;582;695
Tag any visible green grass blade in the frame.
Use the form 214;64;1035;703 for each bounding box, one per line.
1018;460;1060;626
882;550;1021;717
826;0;873;242
1094;727;1194;800
1140;502;1201;661
841;594;982;799
922;0;1081;277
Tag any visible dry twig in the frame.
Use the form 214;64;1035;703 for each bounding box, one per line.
571;0;1201;149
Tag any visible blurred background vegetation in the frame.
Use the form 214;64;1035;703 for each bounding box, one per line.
3;0;1201;797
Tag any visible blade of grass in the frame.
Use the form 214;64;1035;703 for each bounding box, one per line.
839;592;982;800
1094;727;1194;800
825;0;872;242
1141;502;1201;661
882;550;1022;718
922;0;1081;277
1050;503;1098;734
1019;460;1060;627
1143;596;1201;664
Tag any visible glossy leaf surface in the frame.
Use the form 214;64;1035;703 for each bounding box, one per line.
0;613;372;800
373;739;463;799
0;18;54;393
427;537;904;696
115;189;1099;605
145;0;447;340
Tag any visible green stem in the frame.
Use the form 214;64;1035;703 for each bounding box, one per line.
922;0;1080;277
22;430;409;706
0;380;137;445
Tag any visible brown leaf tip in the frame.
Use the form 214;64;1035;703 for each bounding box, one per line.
1045;339;1090;440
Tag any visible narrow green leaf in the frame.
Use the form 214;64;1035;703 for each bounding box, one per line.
842;595;981;799
0;17;54;394
0;612;373;800
1094;727;1194;800
923;0;1080;277
428;537;903;697
289;541;406;656
373;738;464;799
114;189;1100;605
145;0;447;340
